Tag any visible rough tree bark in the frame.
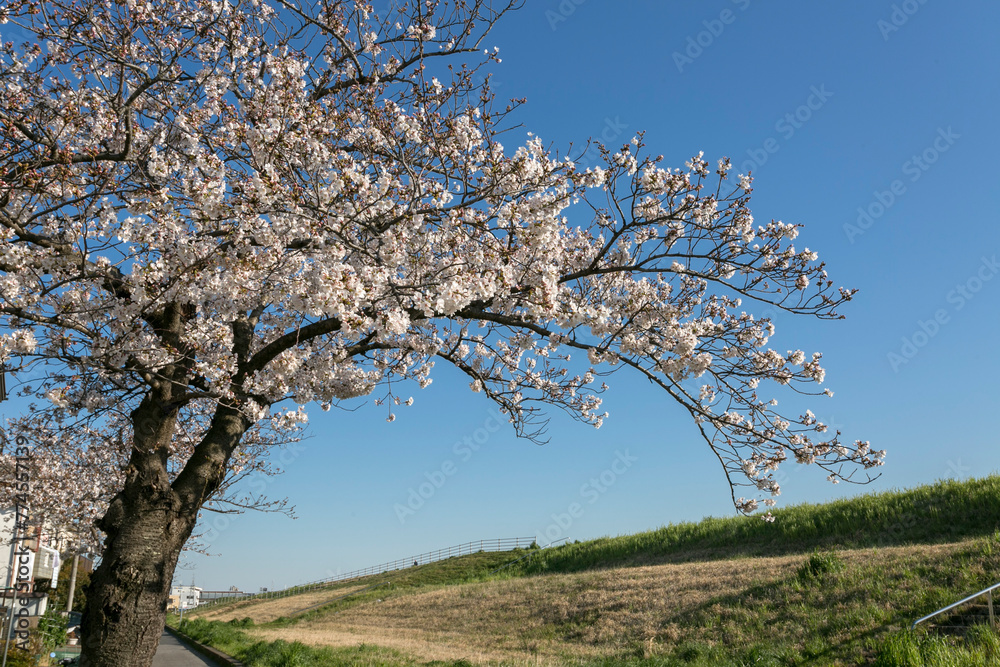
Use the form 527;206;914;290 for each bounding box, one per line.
79;397;250;666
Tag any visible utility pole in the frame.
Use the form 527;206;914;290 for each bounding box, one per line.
65;554;79;612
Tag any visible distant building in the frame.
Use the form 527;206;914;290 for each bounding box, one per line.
34;545;60;584
170;585;201;611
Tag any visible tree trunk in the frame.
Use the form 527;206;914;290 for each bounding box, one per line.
78;397;250;666
77;484;192;667
77;395;191;666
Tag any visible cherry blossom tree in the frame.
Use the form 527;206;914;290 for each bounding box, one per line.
0;406;298;552
0;0;883;664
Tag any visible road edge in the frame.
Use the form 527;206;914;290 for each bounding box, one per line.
163;624;244;666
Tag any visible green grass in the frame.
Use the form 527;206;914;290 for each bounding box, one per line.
177;617;474;666
173;475;1000;666
189;548;532;621
290;548;539;622
192;475;1000;615
797;550;846;583
175;536;1000;666
874;626;1000;666
512;475;1000;577
360;548;533;588
662;536;1000;665
200;549;538;625
503;534;1000;665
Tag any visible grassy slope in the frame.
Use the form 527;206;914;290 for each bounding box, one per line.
175;475;1000;666
246;539;1000;666
515;475;1000;576
186;549;527;623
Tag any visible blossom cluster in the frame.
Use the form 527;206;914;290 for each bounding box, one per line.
0;0;879;527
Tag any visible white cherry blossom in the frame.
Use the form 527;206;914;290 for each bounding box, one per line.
0;1;880;663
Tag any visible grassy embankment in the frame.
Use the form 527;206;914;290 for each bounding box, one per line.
172;475;1000;666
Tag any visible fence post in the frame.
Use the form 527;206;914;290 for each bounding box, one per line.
990;590;996;629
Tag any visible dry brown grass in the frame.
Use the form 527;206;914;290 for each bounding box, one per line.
251;541;974;665
251;558;784;663
191;584;367;623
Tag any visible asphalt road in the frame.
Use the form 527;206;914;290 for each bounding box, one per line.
151;630;217;666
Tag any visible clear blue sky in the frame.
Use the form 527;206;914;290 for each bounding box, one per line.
60;2;1000;591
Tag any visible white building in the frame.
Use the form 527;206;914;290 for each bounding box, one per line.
170;585;202;610
0;508;24;590
0;508;72;589
0;508;50;635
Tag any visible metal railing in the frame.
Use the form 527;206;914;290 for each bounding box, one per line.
195;536;536;610
281;537;567;619
286;580;393;619
912;582;1000;629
